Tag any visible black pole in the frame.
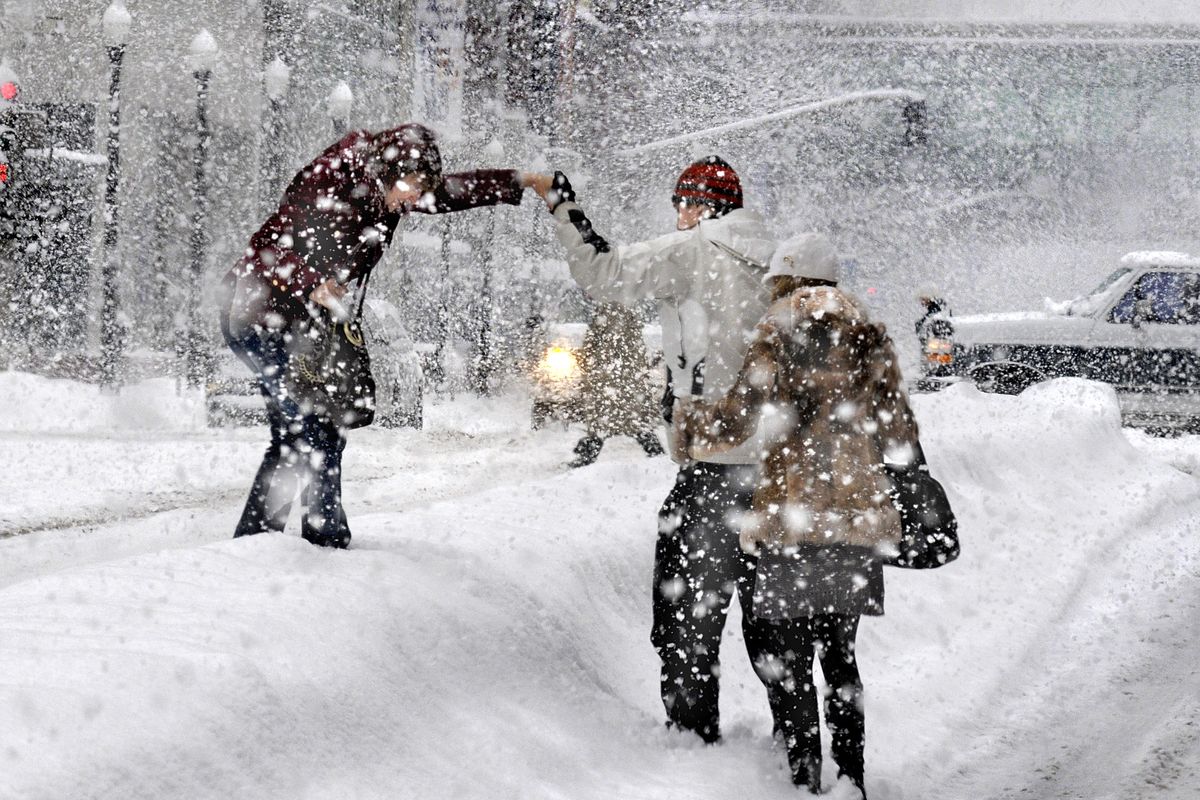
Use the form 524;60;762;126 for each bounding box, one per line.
431;219;452;387
262;95;282;212
473;207;496;395
187;68;211;389
100;43;126;386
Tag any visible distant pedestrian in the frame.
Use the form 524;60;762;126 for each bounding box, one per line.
220;123;539;548
915;289;952;344
569;302;664;468
678;233;921;798
915;289;953;379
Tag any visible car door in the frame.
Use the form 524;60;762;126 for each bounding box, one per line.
1088;269;1200;392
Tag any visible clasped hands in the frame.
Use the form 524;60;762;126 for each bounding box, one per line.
520;171;574;211
312;172;571;314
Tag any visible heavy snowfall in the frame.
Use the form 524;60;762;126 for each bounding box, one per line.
2;1;1200;799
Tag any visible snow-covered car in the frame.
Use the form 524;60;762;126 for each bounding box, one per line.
207;297;424;429
527;321;665;430
918;251;1200;431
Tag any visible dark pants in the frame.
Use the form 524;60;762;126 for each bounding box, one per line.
651;462;771;743
223;323;350;547
744;614;866;794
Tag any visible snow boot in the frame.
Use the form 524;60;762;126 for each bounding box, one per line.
790;753;822;795
568;435;603;468
302;524;351;549
636;430;665;457
664;718;721;745
835;768;866;799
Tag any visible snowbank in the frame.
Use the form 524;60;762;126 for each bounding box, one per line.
1;378;1198;798
0;372;206;434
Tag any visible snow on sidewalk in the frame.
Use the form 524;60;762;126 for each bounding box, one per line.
1;378;1198;799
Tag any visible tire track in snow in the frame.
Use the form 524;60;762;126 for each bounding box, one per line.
0;430;580;590
921;496;1200;799
3;429;573;539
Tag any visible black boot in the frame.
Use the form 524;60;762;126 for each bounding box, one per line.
836;768;867;799
791;752;822;795
302;523;351;549
636;430;665;457
569;435;603;468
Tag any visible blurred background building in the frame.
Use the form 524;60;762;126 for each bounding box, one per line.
1;0;1198;383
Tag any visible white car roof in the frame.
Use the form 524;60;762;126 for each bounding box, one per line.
1120;251;1200;270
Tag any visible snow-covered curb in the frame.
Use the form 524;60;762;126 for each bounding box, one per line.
0;373;206;434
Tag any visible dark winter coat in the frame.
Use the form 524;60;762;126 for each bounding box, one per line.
680;285;921;620
915;297;952;342
222;127;523;332
577;303;659;438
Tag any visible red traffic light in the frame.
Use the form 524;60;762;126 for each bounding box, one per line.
0;164;8;183
1;82;17;102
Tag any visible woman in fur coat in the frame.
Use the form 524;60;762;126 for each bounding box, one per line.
677;233;920;798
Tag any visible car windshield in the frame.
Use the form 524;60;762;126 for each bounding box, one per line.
1059;268;1132;316
1088;268;1132;297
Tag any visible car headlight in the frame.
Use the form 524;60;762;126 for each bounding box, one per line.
538;345;580;383
924;337;954;365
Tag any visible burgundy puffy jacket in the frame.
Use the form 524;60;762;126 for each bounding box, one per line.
223;127;522;331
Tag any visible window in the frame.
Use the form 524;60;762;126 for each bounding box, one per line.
1089;268;1131;297
1110;272;1200;325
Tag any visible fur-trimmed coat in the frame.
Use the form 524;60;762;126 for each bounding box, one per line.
680;285;920;554
679;285;920;619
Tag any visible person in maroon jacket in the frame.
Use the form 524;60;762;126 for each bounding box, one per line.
221;123;538;548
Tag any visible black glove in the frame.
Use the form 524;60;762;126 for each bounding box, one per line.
546;170;575;212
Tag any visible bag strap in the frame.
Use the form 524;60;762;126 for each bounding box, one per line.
350;269;371;323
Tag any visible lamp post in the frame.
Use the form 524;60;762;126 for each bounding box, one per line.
99;0;131;387
471;136;505;396
262;55;289;210
186;29;217;389
430;218;452;388
327;80;352;137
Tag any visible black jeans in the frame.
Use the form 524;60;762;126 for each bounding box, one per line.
651;462;772;743
744;614;866;794
223;323;350;547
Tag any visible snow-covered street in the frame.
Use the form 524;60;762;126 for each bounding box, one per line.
8;1;1200;798
2;375;1197;799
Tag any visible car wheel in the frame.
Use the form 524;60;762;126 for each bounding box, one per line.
970;363;1042;396
1143;425;1184;439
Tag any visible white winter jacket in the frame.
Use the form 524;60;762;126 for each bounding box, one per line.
553;201;776;465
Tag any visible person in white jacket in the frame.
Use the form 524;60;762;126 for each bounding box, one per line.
531;158;779;745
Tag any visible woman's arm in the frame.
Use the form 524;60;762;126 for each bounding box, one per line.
413;170;526;214
872;334;922;463
680;324;778;459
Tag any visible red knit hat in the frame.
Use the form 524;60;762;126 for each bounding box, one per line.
672;155;743;216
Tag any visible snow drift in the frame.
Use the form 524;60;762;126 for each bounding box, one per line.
1;378;1198;799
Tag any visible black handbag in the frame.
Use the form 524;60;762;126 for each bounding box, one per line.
882;443;960;569
291;275;376;429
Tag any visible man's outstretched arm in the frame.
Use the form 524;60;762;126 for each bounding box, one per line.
537;172;694;306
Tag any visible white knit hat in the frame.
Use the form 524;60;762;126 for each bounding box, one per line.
764;233;840;284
